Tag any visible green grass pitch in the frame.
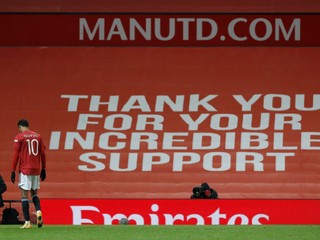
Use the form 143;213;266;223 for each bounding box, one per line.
0;225;319;240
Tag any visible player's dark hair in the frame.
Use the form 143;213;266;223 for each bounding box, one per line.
17;119;29;127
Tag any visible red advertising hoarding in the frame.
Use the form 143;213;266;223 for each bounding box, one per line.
41;199;320;225
1;13;320;46
0;46;320;200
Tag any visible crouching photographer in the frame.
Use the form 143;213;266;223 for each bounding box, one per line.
191;182;218;199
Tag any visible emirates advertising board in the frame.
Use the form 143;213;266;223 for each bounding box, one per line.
0;13;319;225
41;199;320;225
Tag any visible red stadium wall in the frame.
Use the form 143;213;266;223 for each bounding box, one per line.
0;0;320;12
1;46;319;200
0;2;320;225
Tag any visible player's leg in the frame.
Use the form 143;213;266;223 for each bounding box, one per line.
20;188;31;228
31;189;41;211
30;175;43;228
31;188;43;228
18;173;31;228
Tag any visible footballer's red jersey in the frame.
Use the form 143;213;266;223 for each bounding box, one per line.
12;130;46;175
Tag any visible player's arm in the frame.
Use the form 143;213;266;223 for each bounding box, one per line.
11;149;19;172
11;138;21;183
40;138;47;181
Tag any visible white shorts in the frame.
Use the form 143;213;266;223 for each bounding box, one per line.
18;173;40;190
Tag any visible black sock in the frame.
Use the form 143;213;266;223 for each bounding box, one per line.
22;199;30;221
32;195;41;211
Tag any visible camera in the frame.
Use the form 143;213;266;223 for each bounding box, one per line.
190;182;218;199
